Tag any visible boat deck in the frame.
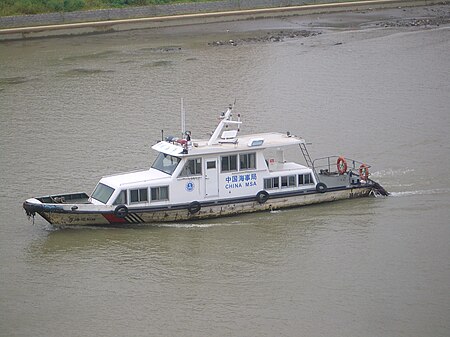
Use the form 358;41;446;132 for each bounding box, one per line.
36;192;90;204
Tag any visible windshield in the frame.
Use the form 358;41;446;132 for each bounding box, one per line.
91;183;115;204
151;152;181;175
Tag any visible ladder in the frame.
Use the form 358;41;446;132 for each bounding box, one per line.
299;142;314;168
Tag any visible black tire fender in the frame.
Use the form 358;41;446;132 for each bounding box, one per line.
256;190;270;204
316;182;328;193
114;204;128;218
188;201;201;214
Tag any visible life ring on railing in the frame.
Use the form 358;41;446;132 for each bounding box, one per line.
359;164;369;181
337;156;348;175
188;201;201;214
114;205;128;218
256;190;270;204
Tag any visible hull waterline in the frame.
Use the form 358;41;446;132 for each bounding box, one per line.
24;185;377;227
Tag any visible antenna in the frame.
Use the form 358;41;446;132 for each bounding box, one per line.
181;98;186;138
233;98;239;131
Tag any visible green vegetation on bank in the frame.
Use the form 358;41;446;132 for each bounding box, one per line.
0;0;214;17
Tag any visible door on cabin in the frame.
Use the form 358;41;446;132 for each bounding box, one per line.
205;159;219;197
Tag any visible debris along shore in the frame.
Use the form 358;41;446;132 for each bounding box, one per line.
1;0;449;41
376;15;450;27
205;4;449;47
208;30;321;47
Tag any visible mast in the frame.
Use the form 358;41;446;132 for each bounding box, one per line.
207;105;242;146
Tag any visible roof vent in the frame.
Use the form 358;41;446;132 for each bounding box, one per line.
248;138;264;147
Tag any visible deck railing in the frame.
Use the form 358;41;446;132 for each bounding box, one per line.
312;156;371;176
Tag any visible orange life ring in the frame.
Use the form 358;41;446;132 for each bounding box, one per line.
337;156;348;174
359;164;369;181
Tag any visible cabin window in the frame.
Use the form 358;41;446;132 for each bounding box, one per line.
207;161;216;169
299;173;314;185
92;183;115;204
281;175;296;188
151;186;169;201
240;152;256;170
179;158;202;177
113;190;127;205
264;177;279;189
221;155;237;172
152;152;181;175
130;188;148;203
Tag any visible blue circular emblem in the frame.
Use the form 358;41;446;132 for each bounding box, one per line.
185;181;195;192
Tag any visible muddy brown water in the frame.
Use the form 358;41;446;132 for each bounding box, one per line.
1;6;449;337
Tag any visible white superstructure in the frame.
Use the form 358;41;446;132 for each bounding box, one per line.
92;106;312;208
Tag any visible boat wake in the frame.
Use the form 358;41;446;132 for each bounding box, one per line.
269;209;283;214
371;168;415;178
155;222;223;229
389;188;450;197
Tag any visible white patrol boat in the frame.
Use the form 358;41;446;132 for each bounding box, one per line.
23;104;388;227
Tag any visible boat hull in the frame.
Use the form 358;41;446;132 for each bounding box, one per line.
24;186;373;227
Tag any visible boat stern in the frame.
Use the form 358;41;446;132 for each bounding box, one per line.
311;155;389;196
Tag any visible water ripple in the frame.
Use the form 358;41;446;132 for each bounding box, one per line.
390;188;450;197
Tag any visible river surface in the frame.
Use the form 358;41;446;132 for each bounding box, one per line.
1;6;450;337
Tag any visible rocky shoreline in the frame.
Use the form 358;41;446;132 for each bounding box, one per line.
208;30;321;46
205;6;449;47
376;16;450;27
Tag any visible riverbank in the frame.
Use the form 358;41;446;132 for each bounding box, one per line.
0;0;448;41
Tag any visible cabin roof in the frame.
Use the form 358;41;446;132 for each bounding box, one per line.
152;132;305;157
100;168;168;188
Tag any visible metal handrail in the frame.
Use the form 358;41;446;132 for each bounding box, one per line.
312;156;371;175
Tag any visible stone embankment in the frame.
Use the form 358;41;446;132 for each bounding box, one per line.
0;0;448;40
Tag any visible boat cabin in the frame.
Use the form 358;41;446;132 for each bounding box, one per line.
89;107;317;207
